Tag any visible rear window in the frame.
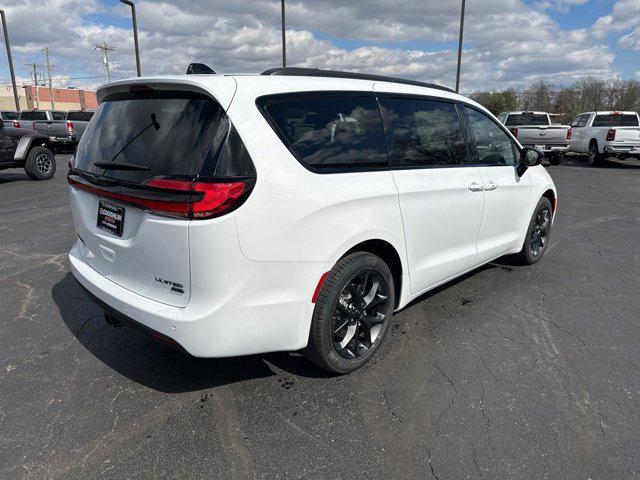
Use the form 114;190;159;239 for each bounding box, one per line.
1;111;19;120
74;90;234;184
66;111;94;122
260;94;388;172
52;111;66;120
20;111;47;120
592;114;639;127
505;113;549;126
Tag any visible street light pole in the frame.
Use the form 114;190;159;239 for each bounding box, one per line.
455;0;466;94
120;0;141;76
0;10;20;111
281;0;286;67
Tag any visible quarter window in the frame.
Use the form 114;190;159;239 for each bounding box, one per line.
464;107;517;166
577;115;590;127
379;97;467;167
261;95;388;171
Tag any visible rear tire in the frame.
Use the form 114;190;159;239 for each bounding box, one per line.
587;141;603;167
513;197;553;265
549;153;563;166
303;252;395;374
24;146;56;180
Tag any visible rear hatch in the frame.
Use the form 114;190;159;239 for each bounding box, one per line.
594;113;640;146
32;120;69;139
68;81;255;308
611;127;640;145
516;126;568;145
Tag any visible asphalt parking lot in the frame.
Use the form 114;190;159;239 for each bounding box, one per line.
1;154;639;479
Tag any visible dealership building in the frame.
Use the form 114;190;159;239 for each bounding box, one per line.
0;85;98;111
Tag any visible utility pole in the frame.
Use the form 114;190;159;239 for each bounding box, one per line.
0;10;20;111
26;63;44;109
42;47;55;110
281;0;286;67
96;42;115;83
455;0;466;94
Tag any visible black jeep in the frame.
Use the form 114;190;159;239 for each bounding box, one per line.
0;122;57;180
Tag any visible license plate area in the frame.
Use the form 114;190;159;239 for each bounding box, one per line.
97;200;125;237
534;144;546;150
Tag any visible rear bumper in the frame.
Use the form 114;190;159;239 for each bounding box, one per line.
69;241;326;358
603;145;640;155
522;144;569;154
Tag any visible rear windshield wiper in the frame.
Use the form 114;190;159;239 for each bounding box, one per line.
93;161;150;171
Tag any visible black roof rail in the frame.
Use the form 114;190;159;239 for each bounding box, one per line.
261;67;455;93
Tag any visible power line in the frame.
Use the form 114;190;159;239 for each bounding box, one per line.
25;62;44;109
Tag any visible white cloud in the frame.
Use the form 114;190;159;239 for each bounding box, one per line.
0;0;627;93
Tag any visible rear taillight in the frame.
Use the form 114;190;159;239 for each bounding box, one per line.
566;128;572;140
68;176;253;220
510;127;518;139
12;120;20;128
606;129;616;141
66;121;76;135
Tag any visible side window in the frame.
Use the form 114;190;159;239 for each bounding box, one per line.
379;97;467;167
577;115;589;127
261;95;387;171
464;107;517;166
570;115;582;128
497;113;508;124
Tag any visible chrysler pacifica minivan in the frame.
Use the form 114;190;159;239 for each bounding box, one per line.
68;67;556;373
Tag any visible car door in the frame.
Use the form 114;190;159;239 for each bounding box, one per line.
0;123;13;163
377;94;484;295
462;105;532;262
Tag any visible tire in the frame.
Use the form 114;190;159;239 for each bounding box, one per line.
24;146;56;180
513;197;553;265
303;252;396;374
586;141;603;167
549;153;563;166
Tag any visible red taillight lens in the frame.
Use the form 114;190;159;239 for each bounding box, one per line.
68;176;253;220
606;129;616;141
566;128;572;140
510;127;518;139
12;120;20;128
66;121;76;135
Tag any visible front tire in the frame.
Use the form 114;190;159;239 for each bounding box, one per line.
513;197;553;265
24;146;56;180
303;252;395;374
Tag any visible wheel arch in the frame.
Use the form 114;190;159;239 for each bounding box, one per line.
340;239;404;309
542;188;556;213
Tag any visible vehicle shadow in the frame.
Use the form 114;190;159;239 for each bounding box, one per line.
0;172;32;184
558;154;640;169
52;273;332;394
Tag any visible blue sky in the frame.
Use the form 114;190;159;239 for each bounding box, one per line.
0;0;639;92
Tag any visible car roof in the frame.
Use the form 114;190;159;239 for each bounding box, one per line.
505;111;548;115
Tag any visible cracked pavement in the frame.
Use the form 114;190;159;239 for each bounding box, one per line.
1;154;639;479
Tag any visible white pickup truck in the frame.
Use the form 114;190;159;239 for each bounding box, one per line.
568;111;640;166
497;111;570;165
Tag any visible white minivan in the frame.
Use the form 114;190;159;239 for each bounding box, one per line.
68;67;556;373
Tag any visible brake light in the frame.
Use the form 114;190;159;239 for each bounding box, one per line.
606;129;616;141
510;127;518;139
66;121;76;135
12;120;20;128
566;128;572;140
68;176;252;220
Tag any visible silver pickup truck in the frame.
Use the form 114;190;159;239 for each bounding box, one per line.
18;110;94;150
498;111;571;165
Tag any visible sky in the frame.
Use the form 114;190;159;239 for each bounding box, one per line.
0;0;638;94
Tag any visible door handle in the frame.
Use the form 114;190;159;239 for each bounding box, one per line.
484;182;499;191
468;182;484;192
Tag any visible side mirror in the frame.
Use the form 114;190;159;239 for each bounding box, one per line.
517;147;543;176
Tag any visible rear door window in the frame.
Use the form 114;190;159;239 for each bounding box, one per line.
20;111;47;120
592;114;639;127
74;90;227;184
378;97;468;167
259;94;388;172
66;111;94;122
577;114;590;127
505;113;549;126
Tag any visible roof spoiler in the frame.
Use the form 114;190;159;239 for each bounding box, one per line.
186;63;216;75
